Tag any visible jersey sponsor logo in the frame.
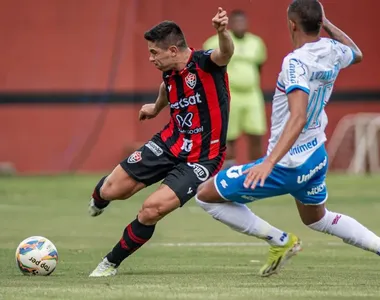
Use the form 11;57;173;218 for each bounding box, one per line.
170;93;202;109
289;138;318;156
297;156;327;184
127;151;142;164
145;141;163;156
187;163;209;181
176;112;203;134
179;126;204;134
289;58;306;84
185;72;197;89
176;112;193;127
307;182;326;196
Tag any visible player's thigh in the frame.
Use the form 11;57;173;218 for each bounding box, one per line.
163;156;224;207
242;92;267;136
138;184;182;225
214;160;287;204
119;136;175;189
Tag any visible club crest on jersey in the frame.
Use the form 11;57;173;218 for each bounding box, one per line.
127;151;142;164
185;72;197;89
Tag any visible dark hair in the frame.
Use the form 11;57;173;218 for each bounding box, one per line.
230;9;246;18
288;0;322;35
144;21;187;50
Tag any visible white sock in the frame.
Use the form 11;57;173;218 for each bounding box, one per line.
195;197;289;246
308;209;380;254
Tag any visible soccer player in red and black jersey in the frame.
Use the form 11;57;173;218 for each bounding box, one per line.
89;7;234;277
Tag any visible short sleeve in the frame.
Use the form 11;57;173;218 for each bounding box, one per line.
196;50;225;73
282;55;310;95
336;41;356;69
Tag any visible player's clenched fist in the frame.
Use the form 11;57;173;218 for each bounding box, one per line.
212;7;228;32
139;103;158;121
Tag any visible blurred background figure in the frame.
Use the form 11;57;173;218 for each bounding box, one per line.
203;9;267;168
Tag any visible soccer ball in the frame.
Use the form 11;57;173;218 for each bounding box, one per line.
15;236;58;276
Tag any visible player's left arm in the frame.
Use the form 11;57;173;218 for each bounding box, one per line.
209;7;234;66
265;90;308;166
320;2;363;66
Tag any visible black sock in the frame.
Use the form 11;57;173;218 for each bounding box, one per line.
92;176;110;209
106;218;156;266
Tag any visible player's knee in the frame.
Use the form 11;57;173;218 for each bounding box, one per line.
99;179;113;200
138;199;172;225
196;181;209;201
196;178;218;203
100;178;134;200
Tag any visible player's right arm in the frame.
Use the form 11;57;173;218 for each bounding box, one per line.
209;7;235;67
320;2;363;65
139;82;167;121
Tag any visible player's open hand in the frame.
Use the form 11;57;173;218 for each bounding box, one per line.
243;160;274;190
212;7;228;32
139;103;158;121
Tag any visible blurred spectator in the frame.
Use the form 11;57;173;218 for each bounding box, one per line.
203;9;267;168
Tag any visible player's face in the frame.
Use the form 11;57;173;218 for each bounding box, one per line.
230;15;247;38
147;42;176;71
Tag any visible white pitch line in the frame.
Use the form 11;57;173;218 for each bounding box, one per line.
148;242;344;247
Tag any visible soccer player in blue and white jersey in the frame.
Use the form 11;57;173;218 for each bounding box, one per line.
195;0;380;277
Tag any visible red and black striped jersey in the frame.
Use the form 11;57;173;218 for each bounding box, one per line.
160;49;230;162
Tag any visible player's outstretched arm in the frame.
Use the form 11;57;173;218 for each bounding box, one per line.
320;3;363;64
210;7;234;66
265;90;308;166
139;82;168;121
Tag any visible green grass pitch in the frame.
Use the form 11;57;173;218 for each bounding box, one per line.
1;174;380;300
